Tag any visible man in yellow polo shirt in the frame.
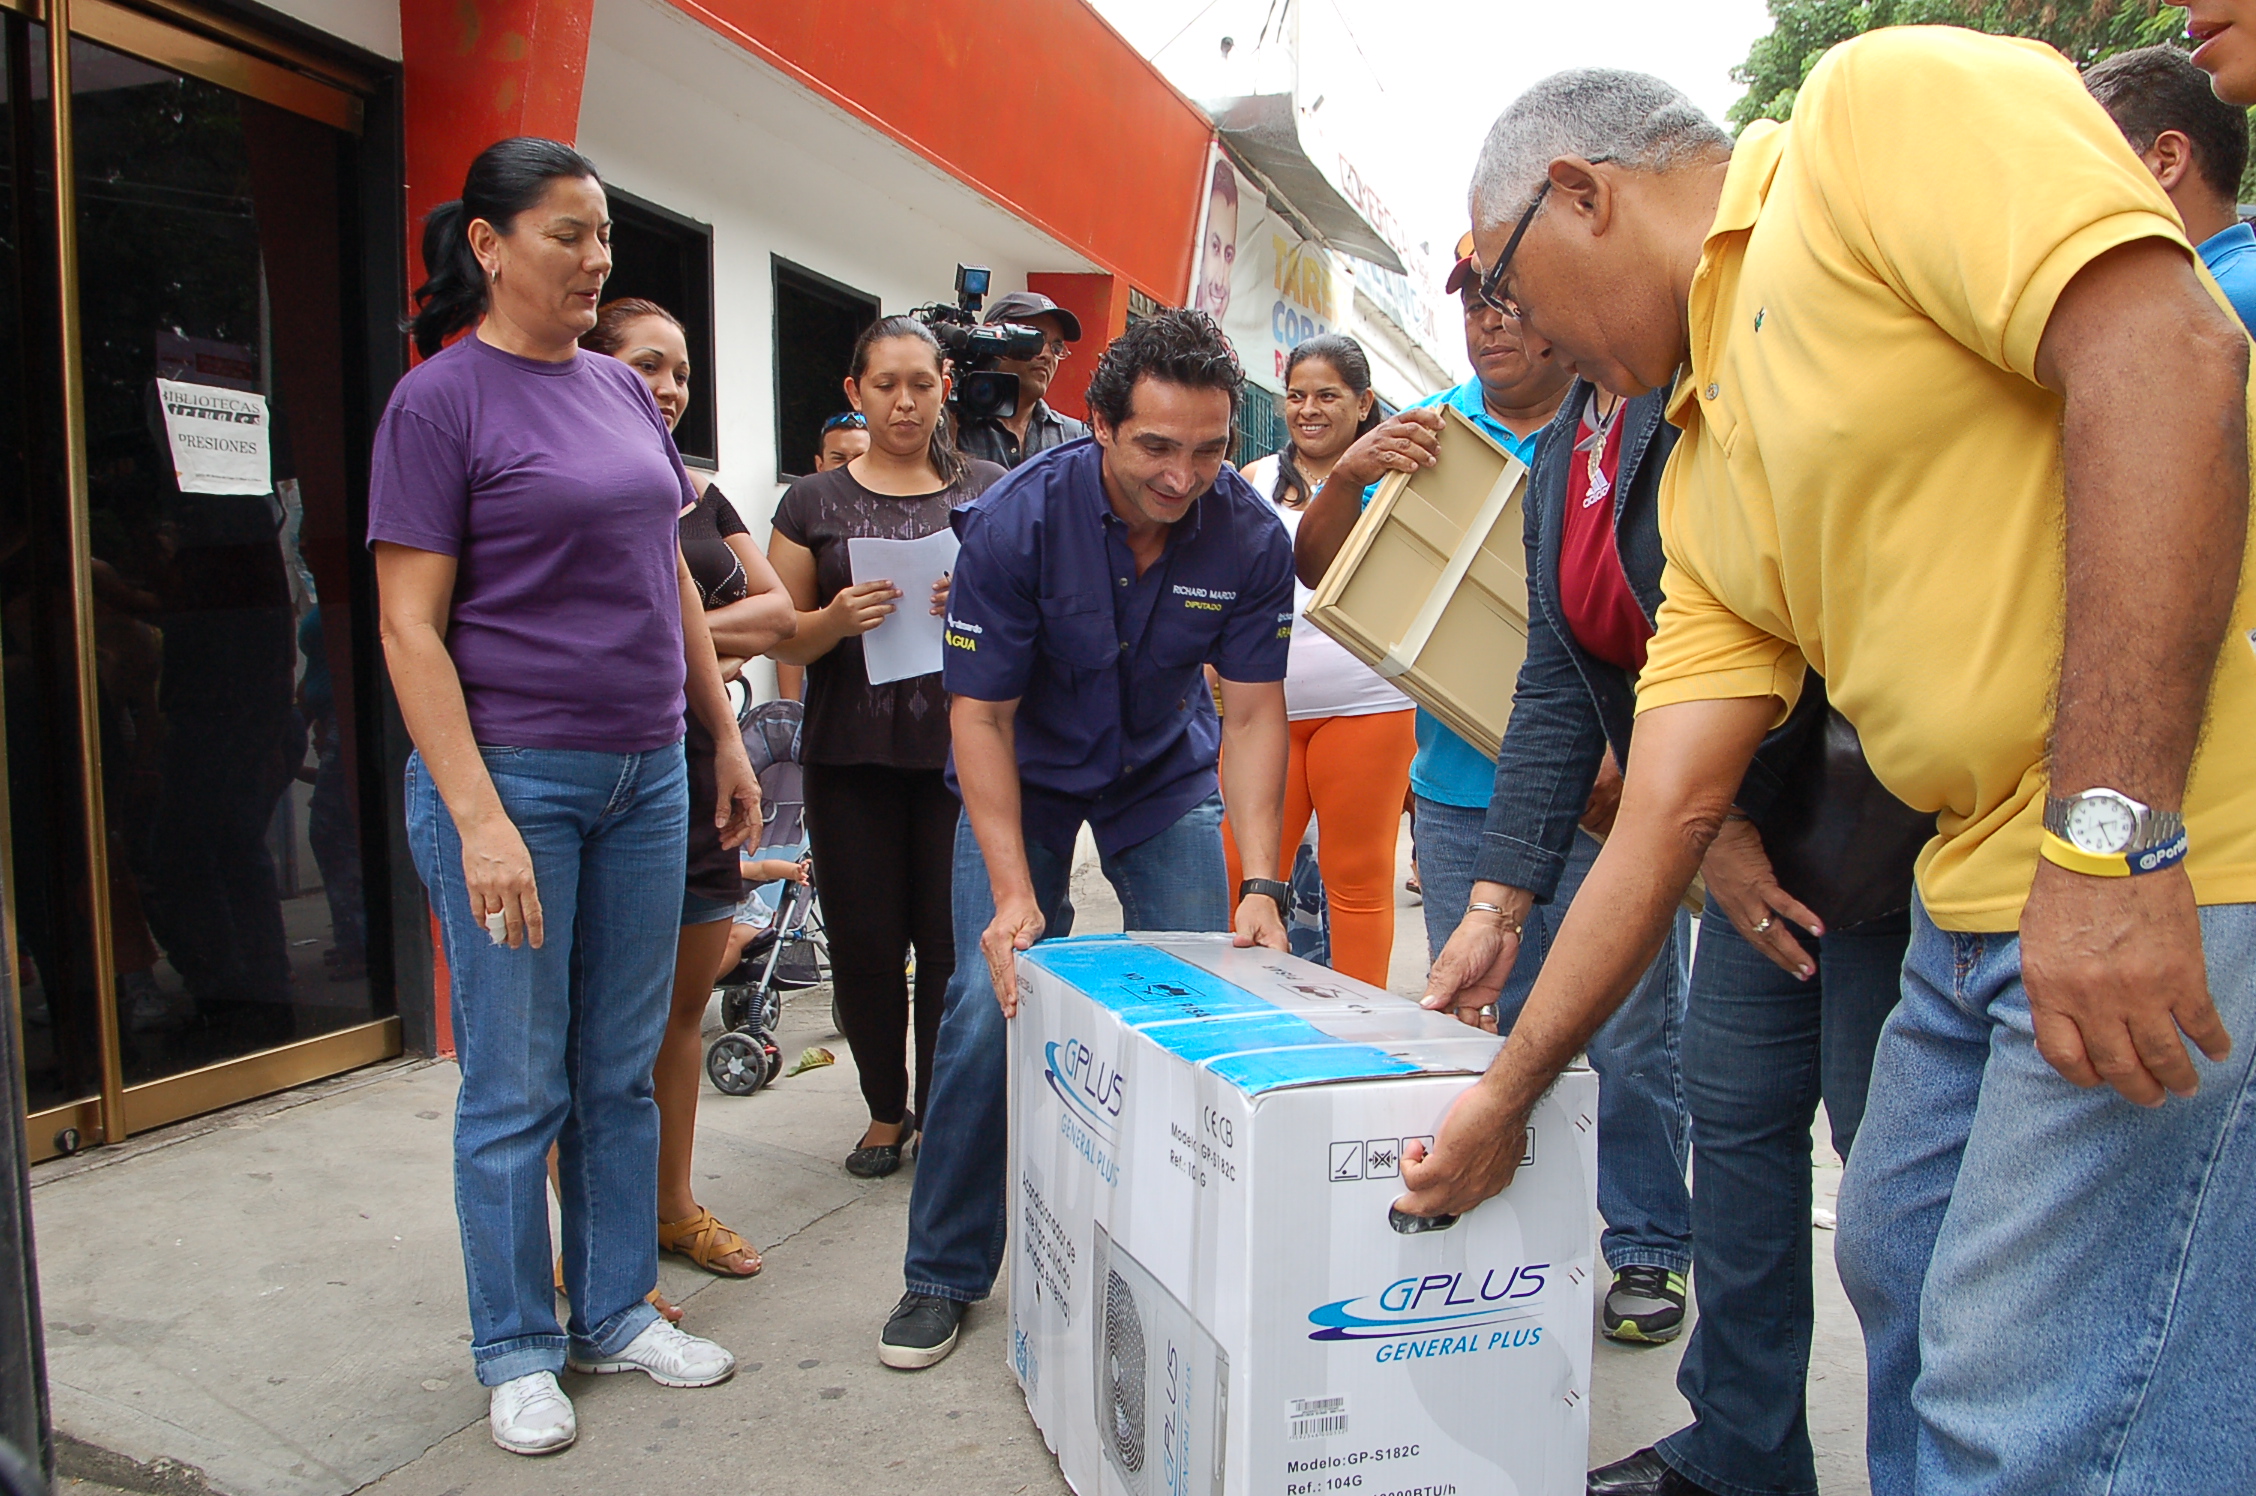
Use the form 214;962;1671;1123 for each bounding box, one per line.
1401;27;2256;1496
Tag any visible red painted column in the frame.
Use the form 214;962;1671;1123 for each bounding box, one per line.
397;0;592;1056
399;0;596;297
1028;272;1130;423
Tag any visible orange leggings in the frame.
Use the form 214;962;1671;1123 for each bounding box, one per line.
1223;709;1417;987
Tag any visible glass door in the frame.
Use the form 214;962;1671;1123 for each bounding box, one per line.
5;0;397;1158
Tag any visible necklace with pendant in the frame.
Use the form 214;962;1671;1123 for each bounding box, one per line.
1577;392;1621;509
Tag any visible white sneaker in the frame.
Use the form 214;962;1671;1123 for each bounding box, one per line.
488;1371;575;1455
567;1318;736;1388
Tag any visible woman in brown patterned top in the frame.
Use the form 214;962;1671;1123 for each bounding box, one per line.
582;299;794;1291
767;317;1003;1176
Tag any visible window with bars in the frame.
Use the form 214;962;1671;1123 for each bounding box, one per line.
1234;382;1288;470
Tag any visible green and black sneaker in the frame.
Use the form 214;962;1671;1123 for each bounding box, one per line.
1602;1264;1688;1344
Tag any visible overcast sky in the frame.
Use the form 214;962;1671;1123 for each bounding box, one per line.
1089;0;1776;290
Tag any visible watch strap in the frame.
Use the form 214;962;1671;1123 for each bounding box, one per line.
1237;878;1292;909
2040;827;2190;878
2039;829;2130;878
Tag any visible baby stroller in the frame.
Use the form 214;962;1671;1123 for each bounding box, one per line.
704;697;830;1097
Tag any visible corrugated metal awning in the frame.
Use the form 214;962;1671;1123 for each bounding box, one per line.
1203;93;1407;275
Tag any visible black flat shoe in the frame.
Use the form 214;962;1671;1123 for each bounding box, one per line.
1587;1447;1722;1496
845;1112;917;1178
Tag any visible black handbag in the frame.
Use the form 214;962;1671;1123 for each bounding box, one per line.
1750;706;1932;930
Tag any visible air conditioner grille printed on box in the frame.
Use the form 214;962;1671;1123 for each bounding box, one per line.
1009;933;1598;1495
1303;403;1532;760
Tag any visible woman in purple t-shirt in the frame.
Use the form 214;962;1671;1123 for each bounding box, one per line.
367;138;760;1455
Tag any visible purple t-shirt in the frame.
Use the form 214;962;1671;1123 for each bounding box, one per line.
367;334;691;752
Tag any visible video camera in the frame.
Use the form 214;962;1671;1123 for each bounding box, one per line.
910;264;1045;423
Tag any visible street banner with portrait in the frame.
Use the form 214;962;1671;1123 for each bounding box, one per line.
1190;144;1352;395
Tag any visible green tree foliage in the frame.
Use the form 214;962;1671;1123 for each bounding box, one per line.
1729;2;2190;127
1728;4;2256;199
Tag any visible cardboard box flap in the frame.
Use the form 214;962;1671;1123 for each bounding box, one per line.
1020;935;1502;1095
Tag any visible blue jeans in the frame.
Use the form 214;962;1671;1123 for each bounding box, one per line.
406;743;688;1386
1837;899;2256;1496
1658;904;1908;1496
1424;802;1694;1275
903;795;1230;1303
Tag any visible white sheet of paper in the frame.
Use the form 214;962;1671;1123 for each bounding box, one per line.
848;529;961;685
156;378;272;495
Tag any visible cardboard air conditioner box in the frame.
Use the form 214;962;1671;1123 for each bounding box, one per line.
1303;403;1531;759
1009;933;1596;1496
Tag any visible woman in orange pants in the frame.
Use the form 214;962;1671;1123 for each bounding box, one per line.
1225;335;1416;986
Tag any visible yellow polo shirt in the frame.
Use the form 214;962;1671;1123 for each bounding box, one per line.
1637;26;2256;932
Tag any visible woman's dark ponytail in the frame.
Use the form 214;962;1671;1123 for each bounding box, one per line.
408;137;602;358
410;201;480;359
1273;332;1380;509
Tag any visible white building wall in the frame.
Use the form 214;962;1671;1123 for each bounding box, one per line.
578;0;1095;530
252;0;400;60
576;0;1097;697
1347;287;1456;410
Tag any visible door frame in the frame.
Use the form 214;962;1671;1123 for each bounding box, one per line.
3;0;411;1163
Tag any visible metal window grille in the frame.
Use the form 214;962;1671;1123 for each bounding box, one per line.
1234;383;1287;471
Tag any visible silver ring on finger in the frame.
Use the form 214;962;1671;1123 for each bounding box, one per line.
1754;914;1774;934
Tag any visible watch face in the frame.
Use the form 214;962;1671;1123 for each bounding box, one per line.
2066;795;2137;855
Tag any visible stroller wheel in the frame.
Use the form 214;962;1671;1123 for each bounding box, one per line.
707;1032;768;1096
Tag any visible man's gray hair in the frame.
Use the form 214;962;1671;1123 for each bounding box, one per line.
1469;69;1731;226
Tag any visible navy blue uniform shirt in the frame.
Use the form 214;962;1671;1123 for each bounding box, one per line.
943;438;1294;857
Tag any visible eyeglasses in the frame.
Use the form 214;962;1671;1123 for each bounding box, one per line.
1476;179;1550;321
1034;337;1071;359
821;412;866;433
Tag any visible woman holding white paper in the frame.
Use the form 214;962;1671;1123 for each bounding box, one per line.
767;316;1005;1176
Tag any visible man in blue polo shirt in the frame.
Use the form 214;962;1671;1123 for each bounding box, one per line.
878;310;1295;1371
1293;234;1574;960
2087;45;2256;333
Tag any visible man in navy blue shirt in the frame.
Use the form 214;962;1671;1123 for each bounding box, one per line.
878;310;1296;1371
2088;46;2256;334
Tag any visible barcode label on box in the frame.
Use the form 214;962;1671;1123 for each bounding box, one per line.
1287;1395;1349;1440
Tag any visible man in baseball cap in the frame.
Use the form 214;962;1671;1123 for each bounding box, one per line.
958;290;1091;469
1442;229;1481;297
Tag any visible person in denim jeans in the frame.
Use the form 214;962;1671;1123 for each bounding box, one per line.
1403;44;2256;1496
879;311;1295;1371
1404;354;1910;1492
370;139;764;1456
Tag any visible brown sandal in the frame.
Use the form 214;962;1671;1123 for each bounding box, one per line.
658;1206;762;1277
555;1255;686;1322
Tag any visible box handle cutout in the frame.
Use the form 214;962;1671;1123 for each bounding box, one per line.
1387;1205;1460;1235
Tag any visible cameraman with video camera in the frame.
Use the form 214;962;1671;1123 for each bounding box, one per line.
955;290;1088;469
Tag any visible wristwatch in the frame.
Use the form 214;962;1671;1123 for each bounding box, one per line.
2040;788;2188;877
1238;878;1292;911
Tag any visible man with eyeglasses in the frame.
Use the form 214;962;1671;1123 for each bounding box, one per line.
956;290;1090;469
1398;35;2256;1496
1289;237;1698;1357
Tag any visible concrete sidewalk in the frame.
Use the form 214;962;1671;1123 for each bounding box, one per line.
30;826;1870;1495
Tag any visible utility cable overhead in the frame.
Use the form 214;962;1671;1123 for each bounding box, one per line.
1150;0;1233;61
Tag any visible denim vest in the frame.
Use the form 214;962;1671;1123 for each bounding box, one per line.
1472;379;1812;900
